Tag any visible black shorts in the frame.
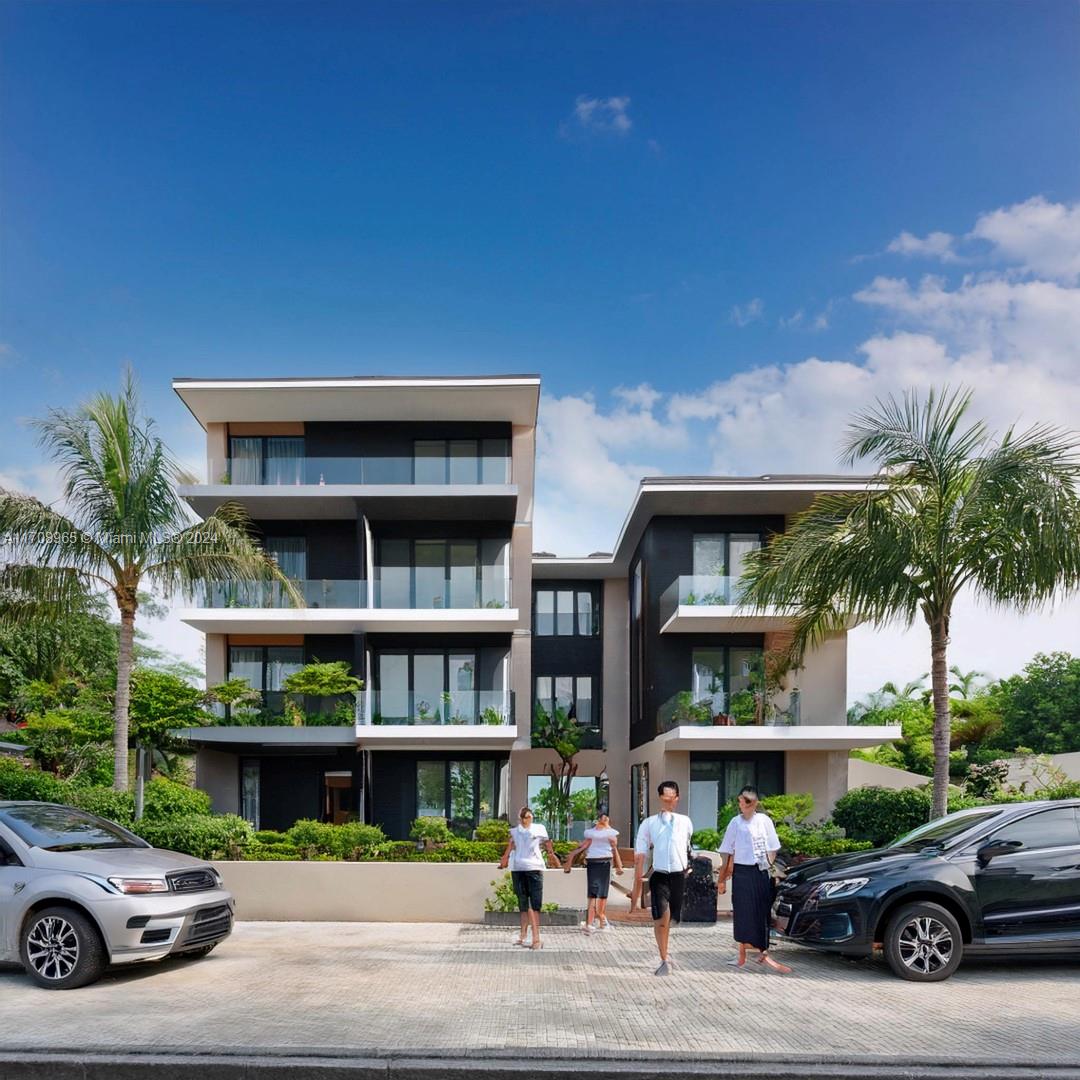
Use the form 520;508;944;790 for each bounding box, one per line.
649;869;685;922
586;859;612;899
511;870;543;912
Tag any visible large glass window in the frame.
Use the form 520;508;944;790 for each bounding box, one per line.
374;649;483;724
688;645;763;719
688;753;784;833
533;586;601;637
226;645;304;719
240;760;260;829
535;675;598;744
229;436;305;485
413;438;509;485
526;774;602;841
376;537;508;608
415;758;506;835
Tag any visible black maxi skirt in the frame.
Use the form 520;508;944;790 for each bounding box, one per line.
732;863;772;951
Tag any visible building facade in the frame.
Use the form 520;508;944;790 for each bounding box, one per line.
174;375;897;840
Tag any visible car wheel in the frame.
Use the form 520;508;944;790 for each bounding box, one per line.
175;943;217;959
884;901;962;982
20;906;107;990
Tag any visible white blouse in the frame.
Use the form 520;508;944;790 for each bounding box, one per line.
510;823;549;871
718;812;780;868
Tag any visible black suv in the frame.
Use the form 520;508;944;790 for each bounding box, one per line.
773;799;1080;981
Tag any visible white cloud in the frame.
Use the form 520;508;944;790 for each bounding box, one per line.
612;383;662;410
887;230;960;263
730;298;764;327
561;95;632;138
534;192;1080;696
971;195;1080;283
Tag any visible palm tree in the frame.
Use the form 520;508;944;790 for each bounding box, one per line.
739;387;1080;817
0;372;297;791
947;665;987;700
880;674;929;702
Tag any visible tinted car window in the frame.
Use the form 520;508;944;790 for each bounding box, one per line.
986;807;1080;851
0;805;147;850
890;807;1006;849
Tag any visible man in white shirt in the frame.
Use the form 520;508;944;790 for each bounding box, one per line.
631;779;695;976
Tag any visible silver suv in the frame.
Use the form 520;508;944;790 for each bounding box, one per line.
0;801;235;989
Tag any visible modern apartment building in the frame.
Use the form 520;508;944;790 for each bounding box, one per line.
174;375;898;840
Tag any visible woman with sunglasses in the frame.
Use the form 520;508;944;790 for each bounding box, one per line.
717;785;792;973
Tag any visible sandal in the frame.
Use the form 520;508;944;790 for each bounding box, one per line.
529;940;544;950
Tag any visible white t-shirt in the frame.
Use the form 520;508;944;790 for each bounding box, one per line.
718;812;780;868
634;812;695;873
583;826;619;860
510;823;550;871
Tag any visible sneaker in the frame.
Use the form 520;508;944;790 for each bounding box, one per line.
654;960;671;976
599;921;613;931
582;924;595;935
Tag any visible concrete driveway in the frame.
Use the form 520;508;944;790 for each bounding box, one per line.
0;921;1078;1077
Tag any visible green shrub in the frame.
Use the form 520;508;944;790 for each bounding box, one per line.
134;814;253;859
692;828;722;850
832;786;933;847
287;819;339;858
775;821;873;860
409;816;452;845
142;777;212;821
421;839;505;863
253;829;290;845
244;842;301;861
761;792;814;825
484;872;518;912
0;758;64;801
67;786;135;826
334;822;387;858
474;819;510;843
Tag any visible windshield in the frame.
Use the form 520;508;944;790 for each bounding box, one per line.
0;804;148;850
889;807;1006;850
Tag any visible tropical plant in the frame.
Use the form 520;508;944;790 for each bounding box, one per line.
948;665;987;700
739;387;1080;816
0;373;299;790
531;702;583;840
991;652;1080;755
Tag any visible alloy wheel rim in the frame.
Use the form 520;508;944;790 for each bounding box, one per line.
26;916;80;981
897;915;953;974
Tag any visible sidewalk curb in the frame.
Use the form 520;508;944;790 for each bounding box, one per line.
3;1052;1080;1080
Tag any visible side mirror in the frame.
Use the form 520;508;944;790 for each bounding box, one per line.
977;839;1024;866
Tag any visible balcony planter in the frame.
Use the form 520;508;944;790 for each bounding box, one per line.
483;910;582;927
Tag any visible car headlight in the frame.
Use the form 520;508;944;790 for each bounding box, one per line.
810;877;869;901
107;876;169;895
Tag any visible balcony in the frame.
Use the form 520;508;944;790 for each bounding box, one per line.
355;690;518;750
653;690;900;751
177;577;519;634
658;575;792;633
179;454;517;522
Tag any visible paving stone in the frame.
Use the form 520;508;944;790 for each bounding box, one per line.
0;922;1076;1067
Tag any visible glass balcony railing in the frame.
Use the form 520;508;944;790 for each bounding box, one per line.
205;455;511;487
208;691;355;727
373;576;509;610
200;580;367;609
659;575;748;624
356;689;515;727
657;688;802;732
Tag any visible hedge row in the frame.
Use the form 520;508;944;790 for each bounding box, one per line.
0;758;210;827
833;783;1080;849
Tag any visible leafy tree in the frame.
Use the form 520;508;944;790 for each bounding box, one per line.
281;660;362;727
0;372;297;790
20;706;114;783
740;387;1080;816
992;652;1080;755
531;702;583;840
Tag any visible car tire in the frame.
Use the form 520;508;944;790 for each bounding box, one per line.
20;906;107;990
883;901;963;982
175;943;217;960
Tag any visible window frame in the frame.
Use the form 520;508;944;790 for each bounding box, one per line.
532;584;601;638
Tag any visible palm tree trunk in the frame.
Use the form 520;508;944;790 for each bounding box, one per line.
113;604;136;792
928;613;951;819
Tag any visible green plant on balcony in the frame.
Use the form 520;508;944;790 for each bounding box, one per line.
484;599;506;609
671;691;714;726
729;688;757;725
416;699;434;722
206;678;262;724
481;706;505;726
282;661;363;726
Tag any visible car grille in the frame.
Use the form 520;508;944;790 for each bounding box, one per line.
168;869;217;893
183;904;232;946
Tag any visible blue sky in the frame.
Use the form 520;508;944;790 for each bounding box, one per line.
2;1;1079;694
